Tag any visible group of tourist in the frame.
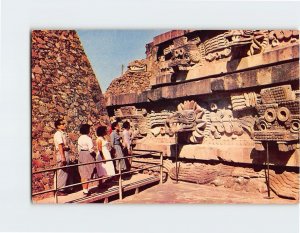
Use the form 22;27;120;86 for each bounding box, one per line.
53;118;133;196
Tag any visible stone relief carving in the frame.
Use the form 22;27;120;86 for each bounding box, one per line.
147;111;172;137
209;103;244;139
113;85;299;152
156;30;264;74
230;92;259;111
164;100;244;143
165;100;207;143
113;100;251;144
229;85;300;150
114;106;148;137
238;116;256;136
253;85;300;152
155;30;299;76
156;36;202;74
158;55;174;74
165;36;202;72
203;30;255;61
201;30;275;60
245;30;269;56
127;59;147;73
269;30;299;47
115;107;173;138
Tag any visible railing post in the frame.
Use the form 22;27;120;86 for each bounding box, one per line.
118;159;123;200
54;170;58;204
160;152;163;184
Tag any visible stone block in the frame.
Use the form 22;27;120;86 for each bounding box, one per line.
148;88;162;101
187;44;299;82
149;143;300;167
107;60;298;107
154;74;172;86
211;78;225;91
271;61;299;84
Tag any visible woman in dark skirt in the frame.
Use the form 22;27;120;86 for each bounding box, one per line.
110;122;127;172
77;124;96;195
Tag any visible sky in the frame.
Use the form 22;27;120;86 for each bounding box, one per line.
77;30;167;92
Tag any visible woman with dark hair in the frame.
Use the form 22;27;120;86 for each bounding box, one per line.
110;122;127;172
77;124;96;195
96;126;115;178
107;117;122;135
53;118;70;195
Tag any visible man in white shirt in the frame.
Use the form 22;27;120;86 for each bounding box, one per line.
53;118;70;196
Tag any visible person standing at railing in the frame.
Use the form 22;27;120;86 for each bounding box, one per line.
122;121;133;169
107;117;122;135
53;118;70;196
77;124;96;196
96;126;116;184
110;122;127;172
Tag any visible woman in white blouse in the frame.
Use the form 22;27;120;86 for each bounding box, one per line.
77;124;96;195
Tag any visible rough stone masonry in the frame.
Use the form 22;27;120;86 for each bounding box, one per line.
31;30;108;194
105;30;300;200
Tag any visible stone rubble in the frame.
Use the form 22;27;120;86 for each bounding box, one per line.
105;70;151;97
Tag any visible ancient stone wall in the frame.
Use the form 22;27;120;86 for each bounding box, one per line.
105;29;299;200
133;157;299;200
105;59;151;97
106;30;299;165
31;30;108;194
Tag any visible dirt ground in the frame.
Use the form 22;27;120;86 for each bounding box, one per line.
112;179;298;204
33;173;298;204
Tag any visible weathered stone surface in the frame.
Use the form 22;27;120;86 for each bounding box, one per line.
105;63;151;97
152;30;188;46
132;157;293;199
31;30;108;194
187;44;299;81
105;30;299;200
107;60;299;106
269;171;299;200
107;29;299;105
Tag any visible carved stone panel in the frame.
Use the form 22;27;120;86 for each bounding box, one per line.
165;100;207;143
114;106;148;137
253;85;300;152
128;59;147;73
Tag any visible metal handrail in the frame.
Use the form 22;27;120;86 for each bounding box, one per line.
32;149;164;203
129;150;160;153
32;152;156;175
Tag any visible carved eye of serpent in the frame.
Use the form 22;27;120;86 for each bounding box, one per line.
186;112;196;121
167;100;208;143
177;113;183;119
